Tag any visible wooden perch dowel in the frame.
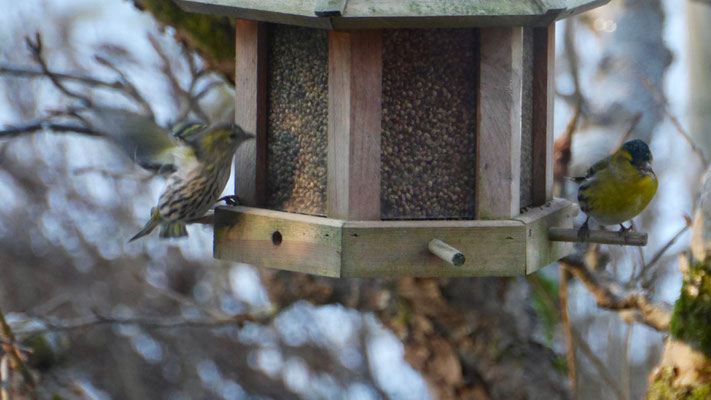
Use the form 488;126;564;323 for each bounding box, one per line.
428;239;466;266
548;228;647;246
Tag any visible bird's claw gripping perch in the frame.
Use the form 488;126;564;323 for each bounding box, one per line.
219;195;240;206
577;217;591;242
618;223;633;234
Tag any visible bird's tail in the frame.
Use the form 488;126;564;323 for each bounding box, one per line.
129;208;162;242
159;221;188;239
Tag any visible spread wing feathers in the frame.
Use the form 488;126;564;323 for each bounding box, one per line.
81;107;207;175
83;107;179;173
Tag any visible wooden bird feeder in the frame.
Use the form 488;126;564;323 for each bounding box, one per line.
176;0;609;277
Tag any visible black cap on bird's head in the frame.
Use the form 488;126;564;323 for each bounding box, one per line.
621;139;654;173
621;139;652;163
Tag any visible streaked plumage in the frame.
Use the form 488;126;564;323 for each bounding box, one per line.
574;139;658;239
129;122;253;242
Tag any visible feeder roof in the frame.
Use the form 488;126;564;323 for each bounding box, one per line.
174;0;609;29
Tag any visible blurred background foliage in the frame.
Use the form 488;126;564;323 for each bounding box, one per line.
0;0;708;399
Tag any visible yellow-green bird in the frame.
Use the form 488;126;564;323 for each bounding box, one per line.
129;121;253;242
573;139;658;239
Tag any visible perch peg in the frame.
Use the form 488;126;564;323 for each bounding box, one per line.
548;228;647;246
428;239;466;266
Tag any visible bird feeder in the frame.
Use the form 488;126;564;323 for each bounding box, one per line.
176;0;609;277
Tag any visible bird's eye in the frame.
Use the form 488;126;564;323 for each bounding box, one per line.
229;133;237;140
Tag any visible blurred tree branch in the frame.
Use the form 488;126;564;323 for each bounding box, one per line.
0;304;36;398
0;32;224;141
21;313;259;336
147;33;211;122
0;122;100;138
570;326;625;400
25;33;91;106
560;256;672;332
643;78;708;168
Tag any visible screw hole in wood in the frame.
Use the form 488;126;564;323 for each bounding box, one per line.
272;231;283;245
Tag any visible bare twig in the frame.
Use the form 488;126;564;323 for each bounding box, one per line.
563;18;584;106
636;221;691;284
148;34;188;118
554;104;581;181
0;122;101;138
560;256;672;332
25;33;91;105
0;304;35;396
94;55;154;119
133;272;229;320
643;78;708;168
20;313;258;337
612;113;643;154
0;63;153;112
554;104;582;197
148;34;209;122
559;269;577;398
0;64;123;89
570;326;625;400
0;341;30;355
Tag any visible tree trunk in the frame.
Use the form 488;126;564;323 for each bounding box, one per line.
646;172;711;398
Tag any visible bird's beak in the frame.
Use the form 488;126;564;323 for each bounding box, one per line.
246;131;256;139
640;161;654;175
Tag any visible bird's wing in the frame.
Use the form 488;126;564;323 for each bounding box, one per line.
585;155;612;178
82;107;180;173
172;121;208;146
570;155;612;184
170;122;211;163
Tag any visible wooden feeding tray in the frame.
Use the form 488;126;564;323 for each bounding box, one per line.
215;199;576;278
176;0;611;277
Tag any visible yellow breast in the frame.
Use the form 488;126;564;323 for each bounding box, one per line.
578;162;658;226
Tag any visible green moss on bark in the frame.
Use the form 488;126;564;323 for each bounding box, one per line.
133;0;235;79
648;366;711;400
670;260;711;358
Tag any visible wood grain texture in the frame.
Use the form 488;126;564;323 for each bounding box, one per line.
477;27;523;219
531;24;555;206
175;0;610;28
520;27;534;208
234;20;267;206
513;198;576;274
342;219;526;277
549;228;648;246
327;30;382;220
214;200;575;277
214;206;344;277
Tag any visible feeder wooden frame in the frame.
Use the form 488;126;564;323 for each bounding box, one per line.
214;20;571;277
215;198;576;278
143;0;633;280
